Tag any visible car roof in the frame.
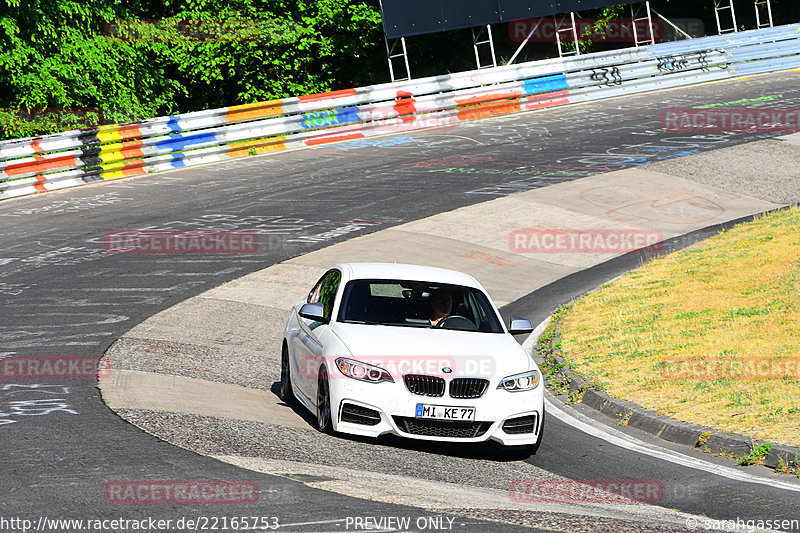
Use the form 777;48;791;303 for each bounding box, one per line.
335;262;482;289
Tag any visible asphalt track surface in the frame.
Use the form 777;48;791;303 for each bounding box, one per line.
2;70;800;531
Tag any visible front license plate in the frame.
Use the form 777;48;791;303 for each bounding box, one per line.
415;403;475;421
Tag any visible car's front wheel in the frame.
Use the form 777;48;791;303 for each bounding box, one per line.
529;408;546;455
316;366;333;434
505;409;545;457
279;344;294;404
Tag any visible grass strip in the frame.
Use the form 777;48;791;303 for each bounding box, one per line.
554;206;800;446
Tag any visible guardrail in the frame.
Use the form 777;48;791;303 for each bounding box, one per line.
1;23;799;200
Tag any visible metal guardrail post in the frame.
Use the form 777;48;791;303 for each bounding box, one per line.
631;1;656;46
555;12;580;57
385;35;411;82
755;0;774;29
715;0;739;33
472;25;498;69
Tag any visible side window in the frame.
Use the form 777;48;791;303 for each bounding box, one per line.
308;277;324;304
308;269;341;320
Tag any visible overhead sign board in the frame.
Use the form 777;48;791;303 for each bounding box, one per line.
380;0;638;39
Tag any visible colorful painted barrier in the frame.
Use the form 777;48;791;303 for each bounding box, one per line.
1;23;798;200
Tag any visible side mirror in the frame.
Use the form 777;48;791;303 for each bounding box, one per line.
299;302;328;323
508;316;533;335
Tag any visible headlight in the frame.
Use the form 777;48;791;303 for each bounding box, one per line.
335;358;394;383
498;370;540;392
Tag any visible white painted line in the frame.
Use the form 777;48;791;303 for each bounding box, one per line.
524;322;800;494
274;518;344;527
272;517;400;532
544;398;800;493
424;134;486;145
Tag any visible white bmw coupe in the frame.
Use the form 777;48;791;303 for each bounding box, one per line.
281;263;544;453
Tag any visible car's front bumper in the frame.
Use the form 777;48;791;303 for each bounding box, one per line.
329;377;544;446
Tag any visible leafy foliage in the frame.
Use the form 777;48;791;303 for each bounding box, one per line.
0;0;383;139
0;0;180;137
739;441;772;466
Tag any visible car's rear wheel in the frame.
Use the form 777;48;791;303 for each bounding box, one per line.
316;366;333;434
279;344;294;403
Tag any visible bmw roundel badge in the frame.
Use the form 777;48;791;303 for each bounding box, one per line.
442;367;452;374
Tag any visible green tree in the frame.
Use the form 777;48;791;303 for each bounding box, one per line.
0;0;383;139
145;0;383;109
0;0;181;138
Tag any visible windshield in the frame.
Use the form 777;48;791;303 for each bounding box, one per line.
337;279;504;333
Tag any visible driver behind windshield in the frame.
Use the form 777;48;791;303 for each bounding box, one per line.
429;290;452;326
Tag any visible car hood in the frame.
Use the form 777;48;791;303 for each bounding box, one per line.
330;323;533;378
